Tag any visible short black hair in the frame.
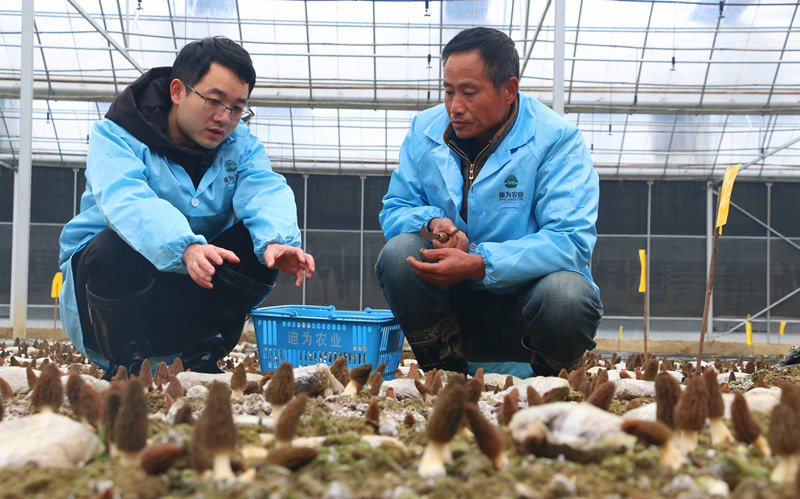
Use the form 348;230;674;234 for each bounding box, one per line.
441;27;519;90
171;36;256;94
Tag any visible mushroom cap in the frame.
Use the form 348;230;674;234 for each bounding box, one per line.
140;442;184;475
621;419;673;447
526;385;543;407
731;392;762;445
31;362;62;413
767;403;800;456
674;375;708;433
587;380;616;411
230;362;247;392
365;398;380;424
655;371;682;429
275;393;309;443
426;382;466;444
139;359;153;388
349;364;372;385
703;366;725;419
464;403;505;468
115;378;149;454
199;381;236;453
265;446;318;470
265;361;295;405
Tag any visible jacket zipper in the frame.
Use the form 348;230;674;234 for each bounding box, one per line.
448;140;493;220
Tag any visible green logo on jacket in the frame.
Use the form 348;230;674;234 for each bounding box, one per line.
504;175;518;189
224;160;237;172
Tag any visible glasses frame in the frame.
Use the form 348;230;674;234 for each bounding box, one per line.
183;82;254;123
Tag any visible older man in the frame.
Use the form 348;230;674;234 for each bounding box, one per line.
376;27;602;376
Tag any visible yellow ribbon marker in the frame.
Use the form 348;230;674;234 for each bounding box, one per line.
716;164;740;233
618;325;623;339
638;249;647;293
51;272;63;298
780;321;787;337
51;272;63;330
745;313;753;346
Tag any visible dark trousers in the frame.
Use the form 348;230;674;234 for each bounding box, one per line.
72;222;278;356
375;233;603;365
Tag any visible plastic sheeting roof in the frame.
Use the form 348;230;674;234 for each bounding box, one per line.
1;0;799;178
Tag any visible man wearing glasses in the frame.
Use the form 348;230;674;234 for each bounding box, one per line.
59;37;314;378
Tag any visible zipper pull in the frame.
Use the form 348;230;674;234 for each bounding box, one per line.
468;163;475;181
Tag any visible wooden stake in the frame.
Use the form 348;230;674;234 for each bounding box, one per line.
643;288;648;358
53;297;58;330
697;227;721;374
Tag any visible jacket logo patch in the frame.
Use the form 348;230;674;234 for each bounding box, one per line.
224;159;237;173
498;190;524;208
504;175;518;188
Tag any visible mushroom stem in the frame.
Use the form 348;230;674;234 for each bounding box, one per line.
212;452;235;480
418;441;448;479
661;438;684;471
672;429;698;455
118;449;140;467
271;404;285;423
342;380;362;397
708;417;734;445
771;452;800;483
753;435;772;457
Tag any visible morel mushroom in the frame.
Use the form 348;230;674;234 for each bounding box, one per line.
265;361;295;422
115;378;149;466
587;380;616;412
703;366;733;445
198;381;237;480
31;362;62;414
767;403;800;482
655;371;681;429
274;393;309;447
672;374;707;454
418;382;466;479
621;419;683;470
230;362;247;401
730;392;771;456
343;363;372;397
464;403;506;470
140;442;183;475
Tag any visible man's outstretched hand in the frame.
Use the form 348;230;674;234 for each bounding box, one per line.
264;243;316;287
406;247;485;287
183;243;241;289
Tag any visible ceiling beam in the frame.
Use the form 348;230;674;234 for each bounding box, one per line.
66;0;144;74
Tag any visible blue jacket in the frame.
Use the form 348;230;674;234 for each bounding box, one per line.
59;119;301;364
380;92;599;294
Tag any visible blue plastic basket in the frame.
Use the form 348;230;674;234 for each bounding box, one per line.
251;305;405;379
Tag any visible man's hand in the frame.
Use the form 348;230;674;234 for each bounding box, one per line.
264;243;316;287
183;243;240;289
406;247;485;287
428;217;469;251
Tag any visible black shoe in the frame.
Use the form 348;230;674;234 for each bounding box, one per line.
179;264;274;372
180;350;225;374
405;317;468;374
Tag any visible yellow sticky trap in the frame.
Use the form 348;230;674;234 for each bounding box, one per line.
618;325;623;339
638;249;646;293
51;272;63;299
780;321;786;336
745;314;753;346
716;164;740;229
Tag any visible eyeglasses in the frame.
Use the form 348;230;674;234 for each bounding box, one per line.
183;82;254;123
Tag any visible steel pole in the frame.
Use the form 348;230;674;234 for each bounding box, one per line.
11;0;34;338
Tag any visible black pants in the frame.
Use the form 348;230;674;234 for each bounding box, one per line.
72;222;278;356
